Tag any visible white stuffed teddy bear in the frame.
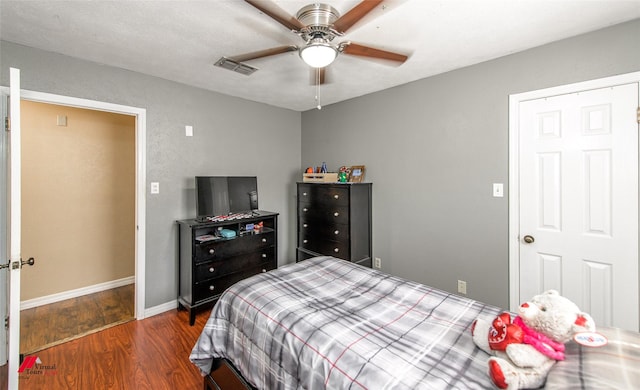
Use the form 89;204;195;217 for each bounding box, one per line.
471;290;596;389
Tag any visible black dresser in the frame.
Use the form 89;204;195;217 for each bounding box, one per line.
296;182;372;267
177;211;278;325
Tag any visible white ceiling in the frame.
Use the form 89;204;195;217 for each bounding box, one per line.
2;0;639;111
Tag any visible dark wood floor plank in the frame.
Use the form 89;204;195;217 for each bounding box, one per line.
18;308;208;389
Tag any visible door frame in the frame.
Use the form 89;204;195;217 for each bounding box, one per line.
0;86;147;321
508;71;640;312
0;85;9;367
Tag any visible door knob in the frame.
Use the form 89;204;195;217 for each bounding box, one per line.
523;235;535;244
1;257;35;270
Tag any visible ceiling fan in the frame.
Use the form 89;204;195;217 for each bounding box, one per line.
215;0;409;83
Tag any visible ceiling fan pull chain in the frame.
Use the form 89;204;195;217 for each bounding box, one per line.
315;68;322;110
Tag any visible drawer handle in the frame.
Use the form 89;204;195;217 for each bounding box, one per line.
209;285;215;291
262;269;267;273
303;208;308;212
303;192;307;196
209;267;215;273
334;194;339;199
303;239;308;244
333;212;339;217
334;248;339;253
261;238;267;243
334;230;339;235
262;253;267;258
209;249;215;255
303;223;308;228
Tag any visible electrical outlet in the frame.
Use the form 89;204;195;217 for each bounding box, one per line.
493;183;504;197
457;280;467;295
374;257;381;269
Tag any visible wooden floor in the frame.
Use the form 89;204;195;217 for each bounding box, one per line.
20;284;135;355
13;307;209;389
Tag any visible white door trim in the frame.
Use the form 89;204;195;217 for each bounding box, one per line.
7;67;22;389
508;71;640;312
0;87;147;320
0;94;6;366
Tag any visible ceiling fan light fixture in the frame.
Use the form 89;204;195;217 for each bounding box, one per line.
299;41;337;68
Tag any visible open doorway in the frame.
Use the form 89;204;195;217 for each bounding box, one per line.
1;85;146;383
11;88;147;350
19;101;136;353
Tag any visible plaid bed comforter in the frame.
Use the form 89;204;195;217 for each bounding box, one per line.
545;326;640;389
190;256;502;389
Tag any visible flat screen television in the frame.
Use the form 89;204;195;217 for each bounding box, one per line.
195;176;258;219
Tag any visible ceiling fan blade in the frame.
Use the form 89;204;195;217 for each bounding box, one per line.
230;45;298;63
342;42;408;63
333;0;384;33
244;0;305;31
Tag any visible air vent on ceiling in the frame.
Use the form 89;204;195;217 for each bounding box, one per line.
214;57;258;76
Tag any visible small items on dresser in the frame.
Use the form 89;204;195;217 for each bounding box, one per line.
302;164;366;183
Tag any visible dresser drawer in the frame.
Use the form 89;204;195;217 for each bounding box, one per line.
194;247;275;283
298;184;349;207
299;221;349;242
193;263;275;303
195;231;275;262
193;275;237;303
298;204;349;225
299;237;349;260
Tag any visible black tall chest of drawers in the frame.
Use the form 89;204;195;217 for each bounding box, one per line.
296;182;372;267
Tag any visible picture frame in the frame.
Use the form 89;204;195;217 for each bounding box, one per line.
349;165;365;183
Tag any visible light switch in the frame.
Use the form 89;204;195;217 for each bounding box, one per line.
151;182;160;194
493;183;504;198
185;125;193;137
57;115;67;126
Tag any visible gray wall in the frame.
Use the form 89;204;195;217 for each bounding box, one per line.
3;19;639;311
301;19;640;308
1;41;302;308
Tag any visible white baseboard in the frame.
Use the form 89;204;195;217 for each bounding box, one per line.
144;300;178;318
20;276;135;311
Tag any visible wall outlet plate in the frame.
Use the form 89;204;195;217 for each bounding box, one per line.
493;183;504;197
457;280;467;294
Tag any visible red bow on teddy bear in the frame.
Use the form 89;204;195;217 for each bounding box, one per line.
484;310;566;361
488;312;524;351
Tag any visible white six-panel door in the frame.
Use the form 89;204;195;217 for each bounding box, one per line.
516;82;639;331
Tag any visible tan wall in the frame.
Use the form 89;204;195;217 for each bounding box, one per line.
20;101;135;301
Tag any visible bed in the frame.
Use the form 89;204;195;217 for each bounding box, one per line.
190;256;640;389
